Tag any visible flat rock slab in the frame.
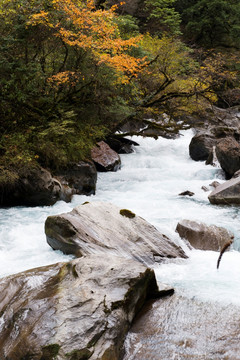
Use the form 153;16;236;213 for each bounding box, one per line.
45;202;187;265
208;177;240;205
176;219;234;251
0;255;163;360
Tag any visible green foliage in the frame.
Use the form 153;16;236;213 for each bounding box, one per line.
145;0;181;35
178;0;240;47
0;0;239;182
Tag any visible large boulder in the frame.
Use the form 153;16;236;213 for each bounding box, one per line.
189;132;216;161
0;255;166;360
176;219;234;251
45;202;187;264
216;137;240;178
91;141;121;172
0;166;63;207
55;160;97;196
208;177;240;205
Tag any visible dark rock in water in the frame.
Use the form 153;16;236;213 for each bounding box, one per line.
105;136;139;154
189;132;216;161
45;201;187;264
55;160;97;196
201;186;209;192
209;181;220;188
91;141;121;171
216;137;240;178
176;219;234;251
0;255;165;360
0;166;62;207
208;177;240;205
179;190;195;197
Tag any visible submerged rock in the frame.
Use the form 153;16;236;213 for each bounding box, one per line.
45;202;187;264
179;190;195;197
0;255;164;360
208;177;240;205
176;219;234;251
91;141;121;172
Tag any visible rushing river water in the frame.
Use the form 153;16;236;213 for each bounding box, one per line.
1;130;240;297
1;130;240;358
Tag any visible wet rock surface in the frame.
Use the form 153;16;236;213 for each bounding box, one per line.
55;160;97;196
45;202;187;264
216;137;240;178
0;166;62;207
176;219;234;251
0;255;163;360
123;294;240;360
208;177;240;205
91;141;121;172
189;132;216;161
105;136;139;154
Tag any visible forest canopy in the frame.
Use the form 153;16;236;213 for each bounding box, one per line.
0;0;240;180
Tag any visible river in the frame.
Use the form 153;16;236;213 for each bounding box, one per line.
1;130;240;358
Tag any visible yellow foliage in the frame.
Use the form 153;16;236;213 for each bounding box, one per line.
29;0;146;84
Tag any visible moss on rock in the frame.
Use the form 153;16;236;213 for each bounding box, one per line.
119;209;136;218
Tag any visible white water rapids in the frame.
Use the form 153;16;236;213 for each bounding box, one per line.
1;129;240;308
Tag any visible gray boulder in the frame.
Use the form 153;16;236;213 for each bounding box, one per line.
216;137;240;178
45;202;187;264
208;177;240;205
0;255;165;360
176;219;234;251
91;141;121;172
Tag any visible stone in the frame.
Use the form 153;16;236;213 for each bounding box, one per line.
201;186;209;192
208;177;240;205
233;169;240;178
0;255;164;360
45;202;187;264
55;160;97;196
179;190;195;197
176;219;234;251
0;166;62;207
91;141;121;172
209;181;220;188
189;132;216;161
216;137;240;178
123;293;240;360
105;136;139;154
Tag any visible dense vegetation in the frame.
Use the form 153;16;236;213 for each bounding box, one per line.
0;0;240;184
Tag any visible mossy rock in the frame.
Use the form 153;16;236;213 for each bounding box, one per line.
66;348;93;360
119;209;135;219
41;344;60;359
